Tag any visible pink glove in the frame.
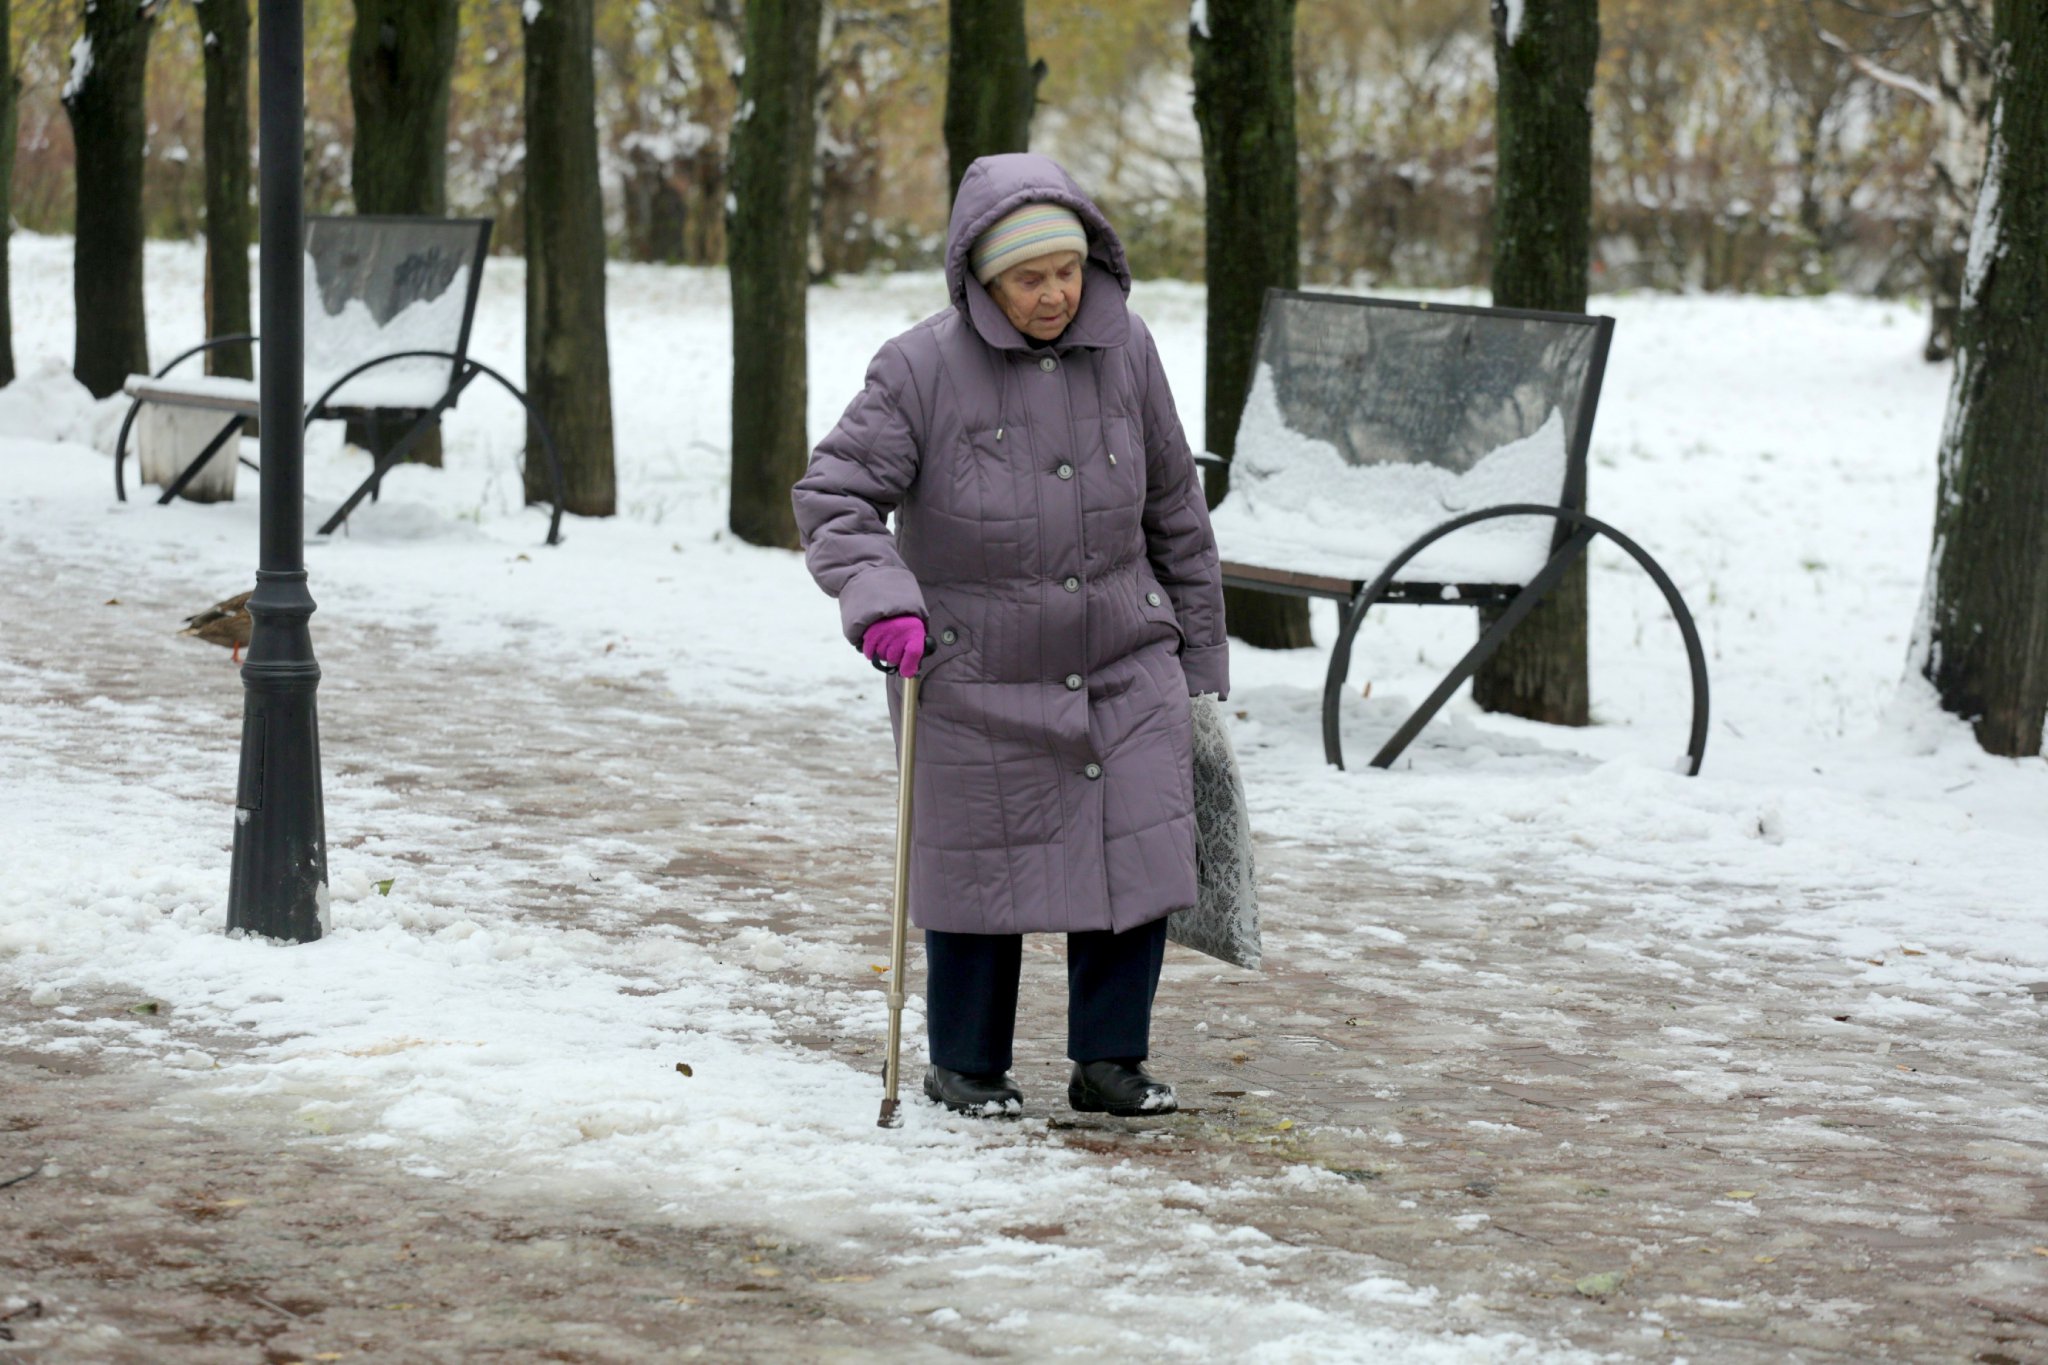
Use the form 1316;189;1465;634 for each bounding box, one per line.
862;615;928;677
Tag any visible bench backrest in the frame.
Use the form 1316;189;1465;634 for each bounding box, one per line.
1215;290;1613;587
304;216;493;412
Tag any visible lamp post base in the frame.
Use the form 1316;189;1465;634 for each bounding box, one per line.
226;568;326;942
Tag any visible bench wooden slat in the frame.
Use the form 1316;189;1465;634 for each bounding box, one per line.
123;376;262;416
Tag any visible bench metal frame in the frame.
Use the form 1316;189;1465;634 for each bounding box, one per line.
1207;290;1709;775
113;216;566;546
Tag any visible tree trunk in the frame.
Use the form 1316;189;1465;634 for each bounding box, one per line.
1191;0;1311;651
63;0;161;399
1916;6;2048;759
348;0;457;215
1476;0;1598;727
1923;0;1994;364
522;0;616;518
348;0;457;465
196;0;252;381
0;0;15;389
944;0;1036;205
727;0;821;549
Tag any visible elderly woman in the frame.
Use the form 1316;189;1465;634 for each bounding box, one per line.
792;154;1228;1119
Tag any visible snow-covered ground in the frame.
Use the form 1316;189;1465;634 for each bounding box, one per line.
3;233;2045;1360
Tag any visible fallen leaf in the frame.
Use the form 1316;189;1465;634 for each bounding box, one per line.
104;598;121;606
1574;1271;1624;1298
1271;1119;1294;1132
1360;681;1373;699
1754;1255;1776;1264
129;1001;161;1015
674;1062;693;1077
2031;1247;2048;1257
1723;1190;1756;1200
869;964;889;974
374;878;395;897
1901;948;1925;956
514;553;531;563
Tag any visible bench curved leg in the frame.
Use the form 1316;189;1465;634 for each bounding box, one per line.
1369;529;1593;770
113;399;144;502
1313;503;1710;776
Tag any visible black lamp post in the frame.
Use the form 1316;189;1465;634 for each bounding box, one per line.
227;0;326;941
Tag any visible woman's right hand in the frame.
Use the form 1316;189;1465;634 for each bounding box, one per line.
862;615;929;676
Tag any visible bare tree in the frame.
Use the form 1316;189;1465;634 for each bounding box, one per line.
1191;0;1310;650
1913;4;2048;758
523;0;617;518
1476;0;1598;727
0;0;16;388
63;0;164;398
727;0;823;548
195;0;251;380
944;0;1038;204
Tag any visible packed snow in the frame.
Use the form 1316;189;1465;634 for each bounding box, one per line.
1207;362;1568;584
3;232;2045;1359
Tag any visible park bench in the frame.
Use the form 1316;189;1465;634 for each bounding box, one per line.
1202;290;1709;774
114;214;566;545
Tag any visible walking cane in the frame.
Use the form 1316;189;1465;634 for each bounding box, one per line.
876;637;930;1129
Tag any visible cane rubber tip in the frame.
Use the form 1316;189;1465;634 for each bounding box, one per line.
877;1099;901;1128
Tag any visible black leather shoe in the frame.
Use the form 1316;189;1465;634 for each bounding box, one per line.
923;1065;1023;1117
1069;1059;1177;1117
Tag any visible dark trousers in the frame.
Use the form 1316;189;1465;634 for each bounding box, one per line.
924;918;1168;1075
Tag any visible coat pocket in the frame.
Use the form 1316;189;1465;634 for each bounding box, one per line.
1134;577;1186;655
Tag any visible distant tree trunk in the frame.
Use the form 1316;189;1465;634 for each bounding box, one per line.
348;0;457;464
727;0;821;549
196;0;252;380
0;0;16;388
1191;0;1311;651
523;0;615;518
944;0;1036;205
1923;0;1994;364
1915;7;2048;759
63;0;162;399
1476;0;1597;727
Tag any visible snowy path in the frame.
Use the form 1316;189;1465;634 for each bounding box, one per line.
4;241;2048;1359
5;534;2045;1361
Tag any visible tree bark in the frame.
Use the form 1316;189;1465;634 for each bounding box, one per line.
347;0;457;463
0;0;16;388
1191;0;1311;651
348;0;457;215
727;0;821;549
1476;0;1598;727
522;0;616;517
1917;5;2048;759
196;0;252;380
944;0;1036;205
63;0;162;399
1922;0;1994;364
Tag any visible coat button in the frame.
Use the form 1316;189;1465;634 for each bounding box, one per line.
1065;673;1083;691
1039;356;1057;372
1146;591;1161;606
1063;575;1080;592
1084;762;1102;779
940;628;957;645
1056;463;1074;480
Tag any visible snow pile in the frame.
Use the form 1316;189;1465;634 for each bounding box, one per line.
1208;361;1568;585
304;258;474;410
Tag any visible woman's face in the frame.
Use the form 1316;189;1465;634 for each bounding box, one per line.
986;250;1085;341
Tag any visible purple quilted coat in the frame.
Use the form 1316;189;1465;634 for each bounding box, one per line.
792;154;1228;937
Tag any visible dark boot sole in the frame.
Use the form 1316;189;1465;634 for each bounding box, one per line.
1068;1090;1178;1118
930;1093;1024;1119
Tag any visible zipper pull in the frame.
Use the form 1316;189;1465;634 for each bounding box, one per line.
996;427;1004;441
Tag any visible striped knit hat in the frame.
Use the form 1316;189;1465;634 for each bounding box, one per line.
970;203;1089;284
